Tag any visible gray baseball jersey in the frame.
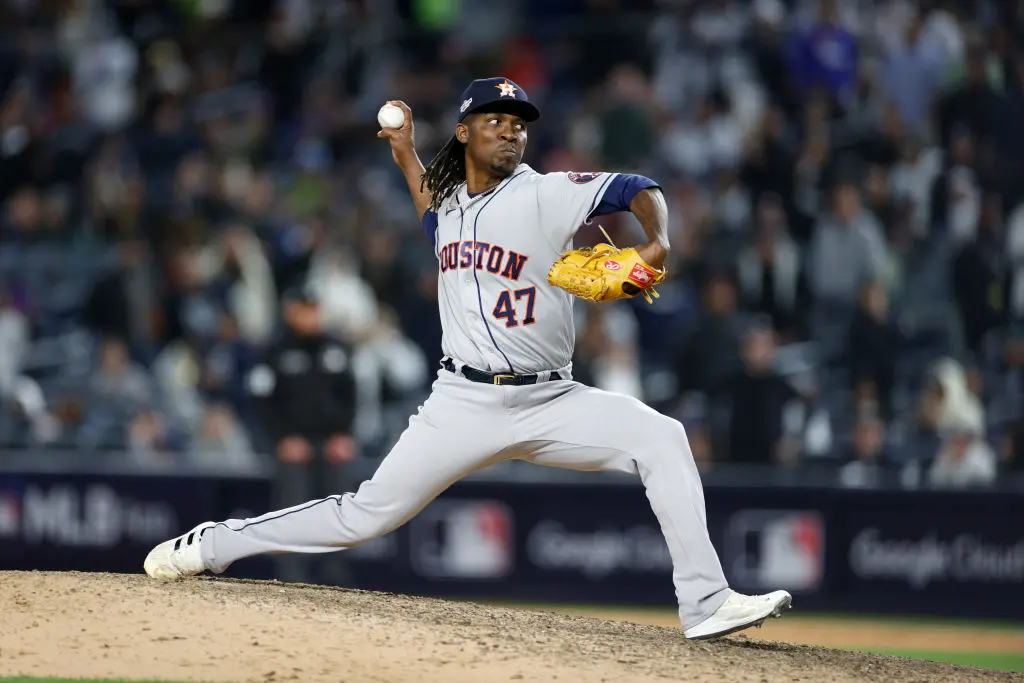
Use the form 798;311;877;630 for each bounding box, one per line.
190;161;734;631
429;163;616;374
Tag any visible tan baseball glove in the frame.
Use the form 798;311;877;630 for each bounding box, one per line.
548;242;666;304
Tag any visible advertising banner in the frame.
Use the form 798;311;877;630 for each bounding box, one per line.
0;471;272;577
1;467;1021;619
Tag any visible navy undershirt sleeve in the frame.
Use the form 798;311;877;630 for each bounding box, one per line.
422;209;439;249
589;174;660;219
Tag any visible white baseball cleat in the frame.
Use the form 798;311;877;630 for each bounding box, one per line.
144;522;215;580
683;590;792;640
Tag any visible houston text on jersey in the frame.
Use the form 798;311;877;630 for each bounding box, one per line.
438;240;529;280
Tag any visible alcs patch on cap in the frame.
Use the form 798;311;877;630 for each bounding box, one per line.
568;171;601;184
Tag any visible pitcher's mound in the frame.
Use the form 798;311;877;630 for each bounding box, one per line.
0;571;1015;683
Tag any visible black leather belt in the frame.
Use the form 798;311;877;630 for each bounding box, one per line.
443;358;563;386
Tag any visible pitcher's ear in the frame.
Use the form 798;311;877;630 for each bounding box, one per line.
455;122;469;145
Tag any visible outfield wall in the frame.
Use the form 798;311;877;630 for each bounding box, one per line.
1;457;1022;620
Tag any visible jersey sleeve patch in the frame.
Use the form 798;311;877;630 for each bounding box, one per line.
568;171;602;184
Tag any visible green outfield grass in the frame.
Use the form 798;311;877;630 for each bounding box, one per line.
853;650;1024;673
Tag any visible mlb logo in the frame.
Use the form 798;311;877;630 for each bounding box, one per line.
0;492;20;538
724;510;824;592
410;500;514;579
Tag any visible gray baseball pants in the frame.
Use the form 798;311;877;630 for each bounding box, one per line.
200;369;731;629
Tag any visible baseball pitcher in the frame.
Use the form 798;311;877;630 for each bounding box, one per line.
144;77;792;640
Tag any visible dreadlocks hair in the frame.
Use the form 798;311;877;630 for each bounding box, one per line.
420;135;466;211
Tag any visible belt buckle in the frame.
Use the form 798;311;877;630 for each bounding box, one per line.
492;373;516;385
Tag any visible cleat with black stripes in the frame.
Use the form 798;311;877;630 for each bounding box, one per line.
144;522;214;580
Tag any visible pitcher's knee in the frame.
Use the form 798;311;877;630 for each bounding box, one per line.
635;417;694;468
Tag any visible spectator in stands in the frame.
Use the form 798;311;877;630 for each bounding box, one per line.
674;267;745;403
188;401;258;472
926;402;998;488
304;241;379;346
929;127;983;245
90;337;155;411
810;181;889;307
990;49;1024;199
0;286;28;400
83;240;157;356
126;409;188;470
808;180;889;362
572;304;644;399
358;225;407;313
0;0;1021;491
935;43;999;151
132;91;202;192
736;193;810;342
848;281;904;422
348;307;430;449
86;135;148;242
0;376;61;448
1001;421;1024;472
245;286;358;584
664;87;743;183
889;132;943;239
2;186;43;244
837;411;894;488
745;0;796;116
1003;199;1024;368
197;312;256;417
210;228;278;348
878;12;944;131
787;0;859;107
598;64;658;172
738;108;801;239
726;321;800;465
672;392;713;469
912;357;987;466
862;165;899;243
952;192;1007;356
0;81;36;206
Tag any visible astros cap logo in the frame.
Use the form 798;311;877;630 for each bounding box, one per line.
495;80;518;98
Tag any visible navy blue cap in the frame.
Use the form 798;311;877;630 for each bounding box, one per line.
456;77;540;124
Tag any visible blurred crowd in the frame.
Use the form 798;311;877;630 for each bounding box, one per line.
1;0;1023;490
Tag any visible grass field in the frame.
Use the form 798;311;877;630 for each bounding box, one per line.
850;651;1024;672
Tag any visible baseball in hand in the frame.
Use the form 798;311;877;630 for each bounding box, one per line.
377;103;405;129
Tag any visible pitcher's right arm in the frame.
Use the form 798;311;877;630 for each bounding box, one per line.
377;100;433;221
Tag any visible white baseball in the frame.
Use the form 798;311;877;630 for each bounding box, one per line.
377;103;406;129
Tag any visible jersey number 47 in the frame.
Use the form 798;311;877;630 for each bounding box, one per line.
492;287;536;328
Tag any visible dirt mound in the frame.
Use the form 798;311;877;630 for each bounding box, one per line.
0;571;1018;683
